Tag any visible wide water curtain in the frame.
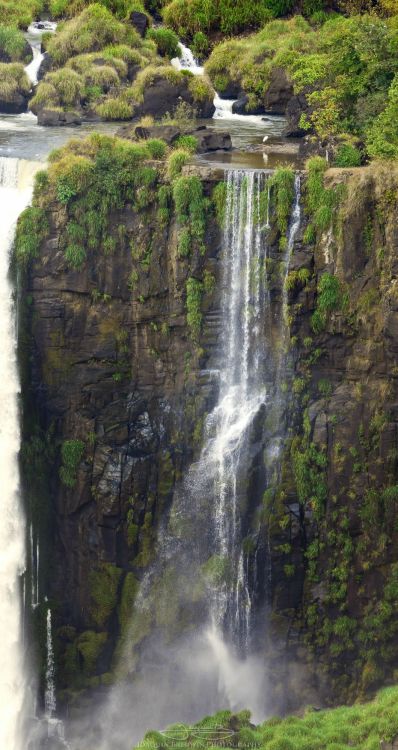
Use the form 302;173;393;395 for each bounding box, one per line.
0;157;36;749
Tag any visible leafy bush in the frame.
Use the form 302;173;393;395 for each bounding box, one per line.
147;27;180;58
166;147;191;179
333;143;362;167
173;175;207;256
49;0;147;20
174;134;198;152
367;73;398;160
15;207;49;265
312;272;346;333
269;166;295;246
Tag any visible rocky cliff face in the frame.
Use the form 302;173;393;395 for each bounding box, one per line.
20;156;398;715
20;160;222;706
269;162;398;709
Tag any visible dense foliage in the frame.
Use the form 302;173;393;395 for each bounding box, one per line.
141;685;398;750
205;14;398;158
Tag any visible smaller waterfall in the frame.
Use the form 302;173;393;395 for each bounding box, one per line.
45;609;56;719
171;42;204;75
25;45;44;86
25;21;57;85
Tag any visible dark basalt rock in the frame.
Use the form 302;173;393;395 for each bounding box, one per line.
283;90;312;137
37;108;82;126
129;10;148;37
117;123;231;153
193;128;232;153
263;67;294;114
119;123;182;144
133;74;214;119
0;93;29;114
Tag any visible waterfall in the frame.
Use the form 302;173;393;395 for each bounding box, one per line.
199;171;269;647
25;45;44;86
45;609;56;719
171;42;204;75
0;156;38;749
85;169;302;748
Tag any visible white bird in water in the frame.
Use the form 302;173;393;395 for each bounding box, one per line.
263;135;269;142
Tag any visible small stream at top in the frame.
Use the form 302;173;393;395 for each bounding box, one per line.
172;42;300;168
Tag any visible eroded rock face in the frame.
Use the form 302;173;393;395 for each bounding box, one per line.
21;171;223;705
263;67;294;114
267;165;398;709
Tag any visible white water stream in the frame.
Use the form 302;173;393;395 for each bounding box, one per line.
172;41;274;125
0;156;40;750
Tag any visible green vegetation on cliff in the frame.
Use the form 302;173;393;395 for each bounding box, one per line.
142;685;398;750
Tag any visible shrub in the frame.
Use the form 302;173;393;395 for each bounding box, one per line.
48;68;84;106
15;207;49;265
312;272;346;333
59;439;85;488
187;74;214;103
96;97;132;120
163;0;274;38
146;138;167;158
49;0;147;19
192;31;209;58
186;276;203;340
367;73;398;160
269;166;295;246
47;3;139;66
0;63;30;102
146;27;180;58
333;143;362;167
174;134;198;152
166;147;191;180
0;26;32;63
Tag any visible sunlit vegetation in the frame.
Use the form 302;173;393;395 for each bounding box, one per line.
140;685;398;750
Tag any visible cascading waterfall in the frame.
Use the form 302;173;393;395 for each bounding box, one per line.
202;170;269;647
45;609;56;719
73;168;302;749
0;156;39;750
